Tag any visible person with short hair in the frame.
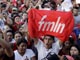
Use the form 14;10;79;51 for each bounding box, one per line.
6;30;15;43
14;38;36;60
33;35;62;60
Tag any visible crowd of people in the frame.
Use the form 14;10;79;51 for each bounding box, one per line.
0;0;80;60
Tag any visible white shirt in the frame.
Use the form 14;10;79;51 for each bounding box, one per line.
10;39;16;43
14;49;35;60
57;0;73;11
35;39;61;60
0;18;5;31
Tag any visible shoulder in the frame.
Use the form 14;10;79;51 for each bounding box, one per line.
26;49;34;52
26;49;35;54
26;49;35;57
34;39;44;49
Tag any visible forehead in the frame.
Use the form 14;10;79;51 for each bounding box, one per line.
71;46;78;50
18;42;27;46
15;33;22;36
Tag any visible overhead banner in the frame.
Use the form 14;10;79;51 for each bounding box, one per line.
28;9;74;42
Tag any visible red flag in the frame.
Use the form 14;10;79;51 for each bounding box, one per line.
28;9;74;42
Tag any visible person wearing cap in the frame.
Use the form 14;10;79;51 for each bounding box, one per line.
12;7;18;11
11;7;19;21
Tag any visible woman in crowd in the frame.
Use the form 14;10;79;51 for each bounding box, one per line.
69;44;80;60
59;36;75;55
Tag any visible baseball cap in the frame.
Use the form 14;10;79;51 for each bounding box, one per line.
12;7;18;11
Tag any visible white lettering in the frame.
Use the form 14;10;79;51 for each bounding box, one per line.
38;15;65;34
39;15;47;31
56;23;65;33
53;17;61;32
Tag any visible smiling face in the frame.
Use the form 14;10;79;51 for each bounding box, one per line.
16;38;28;56
17;42;27;55
14;16;21;24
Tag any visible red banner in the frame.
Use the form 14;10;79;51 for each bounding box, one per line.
28;9;74;42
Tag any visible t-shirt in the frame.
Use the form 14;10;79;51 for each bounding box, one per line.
14;49;35;60
34;39;61;60
0;18;5;31
57;0;73;11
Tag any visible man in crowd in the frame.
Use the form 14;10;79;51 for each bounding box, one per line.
33;35;62;60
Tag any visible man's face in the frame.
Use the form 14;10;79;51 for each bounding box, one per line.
43;36;54;49
6;32;13;42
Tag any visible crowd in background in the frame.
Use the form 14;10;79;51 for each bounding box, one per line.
0;0;80;60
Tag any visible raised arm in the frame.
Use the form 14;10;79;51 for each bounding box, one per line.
0;38;13;57
0;29;13;57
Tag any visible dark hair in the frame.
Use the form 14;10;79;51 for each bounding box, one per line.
70;44;80;55
50;1;56;10
14;31;23;36
6;30;14;35
17;38;28;46
41;0;50;8
68;37;75;45
44;35;54;41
